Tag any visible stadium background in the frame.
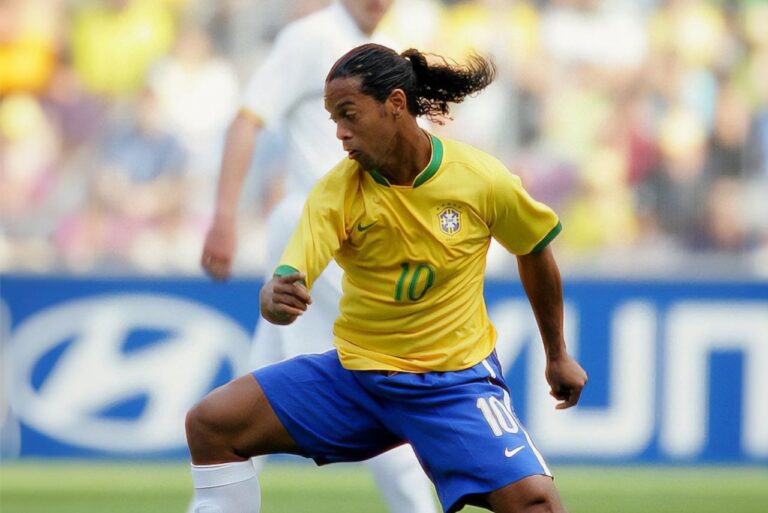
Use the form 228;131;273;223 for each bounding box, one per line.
1;0;767;512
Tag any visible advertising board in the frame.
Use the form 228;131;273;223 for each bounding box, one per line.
2;276;766;463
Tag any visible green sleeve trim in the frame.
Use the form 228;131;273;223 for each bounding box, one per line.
273;265;304;285
273;264;301;276
531;221;562;253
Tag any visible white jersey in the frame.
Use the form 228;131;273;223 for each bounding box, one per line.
242;2;379;196
246;2;374;355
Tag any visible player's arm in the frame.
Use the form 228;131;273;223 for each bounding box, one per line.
201;111;263;280
201;21;309;281
485;162;586;408
259;176;347;325
516;246;587;410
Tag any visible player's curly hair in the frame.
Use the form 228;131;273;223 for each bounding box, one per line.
326;43;496;123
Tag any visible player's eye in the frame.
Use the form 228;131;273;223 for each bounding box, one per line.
343;111;357;121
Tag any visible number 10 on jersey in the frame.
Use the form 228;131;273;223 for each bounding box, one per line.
394;262;435;301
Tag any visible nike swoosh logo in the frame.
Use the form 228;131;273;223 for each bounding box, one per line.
357;220;378;232
504;445;525;458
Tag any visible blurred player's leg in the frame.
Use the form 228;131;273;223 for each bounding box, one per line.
190;461;261;513
365;445;438;513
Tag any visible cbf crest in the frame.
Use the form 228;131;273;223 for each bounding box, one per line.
437;202;462;235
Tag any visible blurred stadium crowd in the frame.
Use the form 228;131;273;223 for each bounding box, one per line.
2;0;768;277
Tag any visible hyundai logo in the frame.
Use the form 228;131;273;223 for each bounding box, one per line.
7;294;251;453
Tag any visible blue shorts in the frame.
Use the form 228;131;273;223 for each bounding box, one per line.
253;350;552;513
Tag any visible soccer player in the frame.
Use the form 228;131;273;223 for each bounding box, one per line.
199;2;437;512
187;44;588;513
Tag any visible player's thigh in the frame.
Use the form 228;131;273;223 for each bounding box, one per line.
186;374;300;462
254;351;401;463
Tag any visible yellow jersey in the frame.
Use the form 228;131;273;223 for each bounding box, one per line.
275;133;560;372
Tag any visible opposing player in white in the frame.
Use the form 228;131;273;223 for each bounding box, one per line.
198;2;438;513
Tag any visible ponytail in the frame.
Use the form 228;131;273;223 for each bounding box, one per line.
326;43;495;123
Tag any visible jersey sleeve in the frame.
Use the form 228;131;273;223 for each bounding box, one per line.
241;25;318;126
274;178;348;290
488;168;561;255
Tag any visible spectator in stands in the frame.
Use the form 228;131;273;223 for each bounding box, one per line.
71;88;188;271
148;24;240;223
0;0;61;94
0;93;60;271
69;0;176;96
637;105;710;249
692;177;752;252
703;81;752;180
41;55;107;161
4;0;768;275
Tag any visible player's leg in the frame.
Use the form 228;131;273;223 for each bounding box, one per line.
184;303;287;513
213;195;311;510
187;351;403;513
185;374;299;513
486;475;566;513
364;445;439;513
186;374;299;463
360;351;563;513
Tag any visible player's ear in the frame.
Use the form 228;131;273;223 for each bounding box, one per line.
388;88;407;118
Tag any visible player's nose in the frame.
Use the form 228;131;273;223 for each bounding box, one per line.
336;123;352;141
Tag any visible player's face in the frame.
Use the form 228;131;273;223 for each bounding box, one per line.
341;0;393;35
325;76;398;172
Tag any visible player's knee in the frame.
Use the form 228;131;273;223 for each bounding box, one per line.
519;476;565;513
185;398;227;460
489;475;566;513
516;485;565;513
185;401;208;440
185;401;209;446
518;495;565;513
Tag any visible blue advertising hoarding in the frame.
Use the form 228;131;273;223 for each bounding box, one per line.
1;275;767;464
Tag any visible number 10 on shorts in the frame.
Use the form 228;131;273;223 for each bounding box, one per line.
477;396;520;436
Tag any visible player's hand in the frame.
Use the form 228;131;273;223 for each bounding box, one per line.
260;273;313;325
545;353;588;410
201;218;236;281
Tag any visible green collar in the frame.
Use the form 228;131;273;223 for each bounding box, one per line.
367;133;443;188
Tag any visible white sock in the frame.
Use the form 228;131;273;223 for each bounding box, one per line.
190;461;261;513
250;455;266;475
365;445;438;513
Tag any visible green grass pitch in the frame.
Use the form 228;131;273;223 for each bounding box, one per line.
1;461;766;513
